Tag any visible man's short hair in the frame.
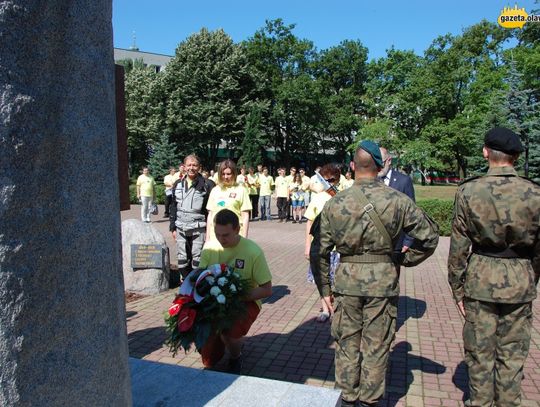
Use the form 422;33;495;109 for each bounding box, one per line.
184;154;200;164
486;147;518;165
214;209;240;229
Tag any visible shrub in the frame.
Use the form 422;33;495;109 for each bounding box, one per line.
129;184;166;204
417;199;454;236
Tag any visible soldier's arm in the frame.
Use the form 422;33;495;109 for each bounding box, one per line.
532;228;540;286
316;207;334;298
447;191;471;303
401;200;439;267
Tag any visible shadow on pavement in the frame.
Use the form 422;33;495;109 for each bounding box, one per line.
396;296;426;332
128;326;167;357
385;341;447;407
452;361;469;402
263;285;291;304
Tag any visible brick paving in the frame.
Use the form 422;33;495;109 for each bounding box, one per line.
123;205;540;406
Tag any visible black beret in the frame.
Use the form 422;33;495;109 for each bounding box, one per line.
484;127;524;154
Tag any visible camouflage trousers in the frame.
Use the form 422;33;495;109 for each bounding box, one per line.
331;294;397;404
176;227;205;278
463;299;532;407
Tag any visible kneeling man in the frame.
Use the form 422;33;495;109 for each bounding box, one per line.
200;209;272;373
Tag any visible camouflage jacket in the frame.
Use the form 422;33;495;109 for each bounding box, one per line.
318;178;439;297
448;166;540;304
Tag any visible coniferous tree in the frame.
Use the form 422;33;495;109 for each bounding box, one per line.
505;60;540;177
239;106;265;168
147;133;181;181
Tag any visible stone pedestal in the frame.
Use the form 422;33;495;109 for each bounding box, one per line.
0;1;131;405
122;219;171;294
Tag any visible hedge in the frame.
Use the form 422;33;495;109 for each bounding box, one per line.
127;185;454;236
129;184;166;205
417;199;454;236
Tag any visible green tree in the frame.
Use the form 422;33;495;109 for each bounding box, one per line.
164;28;256;166
315;40;368;163
243;19;318;165
239;106;266;168
124;65;166;175
504;60;540;177
147;133;181;181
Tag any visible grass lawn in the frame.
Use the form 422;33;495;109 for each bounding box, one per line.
415;184;457;201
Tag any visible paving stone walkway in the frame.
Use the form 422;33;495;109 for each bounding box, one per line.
123;205;540;406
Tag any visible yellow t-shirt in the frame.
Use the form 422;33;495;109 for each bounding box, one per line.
337;174;347;192
200;237;272;308
289;181;304;201
342;178;354;189
304;191;333;221
136;174;156;197
301;175;311;190
274;176;289;198
310;174;323;193
207;184;252;221
246;173;259;195
163;173;176;191
258;174;274;197
236;174;246;185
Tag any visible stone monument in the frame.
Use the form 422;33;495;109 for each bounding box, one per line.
0;1;131;405
122;219;170;294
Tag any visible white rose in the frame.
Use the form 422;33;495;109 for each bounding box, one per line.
205;276;215;285
217;277;228;287
210;286;221;297
230;284;237;293
216;294;226;304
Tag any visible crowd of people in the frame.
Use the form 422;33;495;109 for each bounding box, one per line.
136;127;540;407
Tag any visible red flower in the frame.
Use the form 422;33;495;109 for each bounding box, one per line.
173;295;192;306
220;263;227;273
177;308;197;332
168;303;180;317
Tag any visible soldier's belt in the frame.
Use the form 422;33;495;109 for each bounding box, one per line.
472;245;530;259
340;254;393;263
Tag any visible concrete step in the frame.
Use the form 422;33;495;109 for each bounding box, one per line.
130;358;341;407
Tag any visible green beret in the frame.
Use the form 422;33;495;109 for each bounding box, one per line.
359;140;383;168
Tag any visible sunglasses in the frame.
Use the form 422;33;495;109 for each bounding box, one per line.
325;178;336;183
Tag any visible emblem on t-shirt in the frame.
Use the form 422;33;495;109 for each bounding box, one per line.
218;200;225;207
235;259;245;269
229;193;237;198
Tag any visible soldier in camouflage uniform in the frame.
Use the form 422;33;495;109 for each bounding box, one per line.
318;140;439;407
448;127;540;407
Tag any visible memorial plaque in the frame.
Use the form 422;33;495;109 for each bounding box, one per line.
131;244;164;269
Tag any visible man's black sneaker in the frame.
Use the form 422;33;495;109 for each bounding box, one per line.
227;355;242;374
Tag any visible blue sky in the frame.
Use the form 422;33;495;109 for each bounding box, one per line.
113;0;537;61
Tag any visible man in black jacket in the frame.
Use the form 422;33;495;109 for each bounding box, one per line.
169;154;215;280
379;147;416;257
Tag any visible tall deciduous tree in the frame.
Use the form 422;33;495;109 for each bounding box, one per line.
124;65;165;175
315;40;368;163
163;28;256;166
244;19;318;166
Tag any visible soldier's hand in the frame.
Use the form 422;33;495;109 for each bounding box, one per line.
401;245;409;253
172;230;176;240
457;301;465;317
